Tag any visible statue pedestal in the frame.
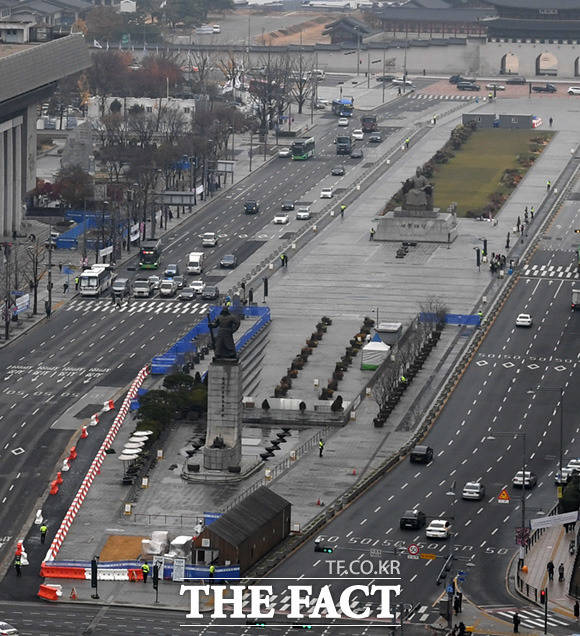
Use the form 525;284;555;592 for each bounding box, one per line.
376;208;458;244
202;358;242;471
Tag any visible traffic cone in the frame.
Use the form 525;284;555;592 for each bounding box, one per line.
352;468;357;476
56;471;63;485
68;446;77;461
70;587;77;600
50;480;59;495
81;426;88;439
316;498;322;506
15;542;23;557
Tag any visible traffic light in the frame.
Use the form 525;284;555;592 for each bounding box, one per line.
292;625;313;630
91;558;98;588
483;239;488;256
152;564;159;590
540;588;546;604
476;248;480;267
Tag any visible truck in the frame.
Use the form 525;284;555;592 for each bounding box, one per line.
336;134;352;155
187;252;204;274
361;114;377;133
133;278;153;298
572;289;580;310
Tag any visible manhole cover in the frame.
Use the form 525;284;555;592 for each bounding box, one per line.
75;404;103;419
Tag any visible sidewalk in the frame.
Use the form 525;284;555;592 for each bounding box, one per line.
514;523;579;620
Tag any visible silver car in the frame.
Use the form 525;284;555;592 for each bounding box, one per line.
461;481;485;500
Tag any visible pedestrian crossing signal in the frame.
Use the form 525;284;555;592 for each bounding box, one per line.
246;619;266;626
292;626;313;630
540;589;546;604
315;543;333;553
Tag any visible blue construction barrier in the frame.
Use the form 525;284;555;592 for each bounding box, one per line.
56;217;99;249
65;210;111;223
150;306;271;375
419;312;480;327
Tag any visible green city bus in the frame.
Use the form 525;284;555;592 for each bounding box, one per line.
291;137;315;160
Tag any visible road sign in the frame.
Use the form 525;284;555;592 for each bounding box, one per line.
458;576;466;582
408;544;419;555
446;584;454;595
407;555;419;560
420;553;437;560
497;488;510;504
370;548;382;558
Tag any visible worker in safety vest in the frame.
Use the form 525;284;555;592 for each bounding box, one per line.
141;562;150;583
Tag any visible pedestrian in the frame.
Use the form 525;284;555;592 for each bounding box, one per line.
547;180;551;192
520;225;524;236
506;233;510;249
44;300;51;319
141;562;150;583
524;205;528;214
547;560;554;581
369;228;375;241
40;524;48;544
58;263;62;273
14;557;21;577
340;204;346;218
209;564;215;580
319;439;324;458
559;562;565;582
513;612;520;633
422;68;426;76
488;92;493;101
530;206;534;219
477;310;483;320
63;281;68;294
280;254;285;268
458;623;466;636
116;295;122;309
453;595;460;615
74;276;79;291
574;599;579;621
517;215;521;230
549;117;553;127
405;137;410;149
457;591;462;612
524;211;528;223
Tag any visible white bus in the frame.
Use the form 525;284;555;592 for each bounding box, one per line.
79;265;113;297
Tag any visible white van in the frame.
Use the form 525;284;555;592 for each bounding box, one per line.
187;251;204;274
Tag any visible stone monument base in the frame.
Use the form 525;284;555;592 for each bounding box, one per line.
202;444;241;471
182;456;263;483
376;208;458;244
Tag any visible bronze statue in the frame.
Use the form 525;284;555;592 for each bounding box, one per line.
402;166;434;211
208;307;240;359
210;435;225;449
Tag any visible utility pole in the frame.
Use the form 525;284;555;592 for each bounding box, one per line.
47;222;53;316
367;53;370;88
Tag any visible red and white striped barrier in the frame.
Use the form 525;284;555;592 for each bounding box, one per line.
44;365;150;562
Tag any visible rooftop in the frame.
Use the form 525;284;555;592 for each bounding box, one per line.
0;43;35;59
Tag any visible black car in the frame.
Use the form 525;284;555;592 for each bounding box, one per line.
178;287;196;301
410;445;434;463
281;201;295;211
506;75;526;85
400;509;427;530
220;254;237;268
532;83;557;93
244;200;259;214
173;275;185;289
331;166;345;176
369;133;382;143
350;149;363;159
457;82;480;91
449;74;463;84
377;74;396;83
201;285;219;300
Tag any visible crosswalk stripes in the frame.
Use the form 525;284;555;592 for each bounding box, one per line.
65;299;210;315
522;262;580;279
493;606;571;628
407;94;475;101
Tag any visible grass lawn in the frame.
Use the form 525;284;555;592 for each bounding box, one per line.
432;130;550;217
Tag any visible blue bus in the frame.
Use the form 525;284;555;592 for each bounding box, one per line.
331;97;354;117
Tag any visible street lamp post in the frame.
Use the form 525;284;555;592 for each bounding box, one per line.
528;387;564;477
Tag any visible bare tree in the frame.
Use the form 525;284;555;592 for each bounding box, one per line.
372;363;399;411
291;53;313;114
419;296;449;332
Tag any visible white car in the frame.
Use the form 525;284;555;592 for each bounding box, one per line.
352;129;364;140
296;206;311;220
338;117;349;127
425;519;451;539
201;232;218;247
515;313;532;327
278;147;291;158
273;213;289;225
189;280;206;294
392;77;414;86
512;470;537;489
0;622;18;635
568;86;580;95
320;187;333;199
159;279;177;297
486;83;505;91
148;275;160;290
212;24;221;33
461;481;485;501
